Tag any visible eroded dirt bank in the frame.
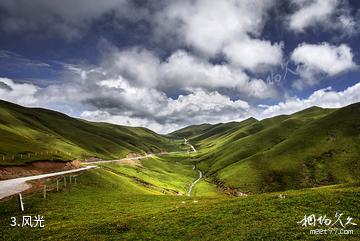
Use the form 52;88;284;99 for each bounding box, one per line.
0;160;81;180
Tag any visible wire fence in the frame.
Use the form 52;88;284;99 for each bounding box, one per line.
2;174;83;214
0;151;74;163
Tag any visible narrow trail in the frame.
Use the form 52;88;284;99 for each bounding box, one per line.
184;138;202;196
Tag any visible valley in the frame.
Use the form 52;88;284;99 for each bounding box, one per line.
0;100;359;240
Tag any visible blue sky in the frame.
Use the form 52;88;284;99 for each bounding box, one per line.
0;0;360;133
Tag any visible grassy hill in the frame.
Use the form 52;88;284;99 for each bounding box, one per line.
1;167;358;240
169;123;213;139
1;100;359;240
175;103;360;193
1;99;359;193
0;100;179;165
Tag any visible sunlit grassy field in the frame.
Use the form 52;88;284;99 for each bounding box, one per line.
0;166;358;240
1;101;359;240
172;104;360;193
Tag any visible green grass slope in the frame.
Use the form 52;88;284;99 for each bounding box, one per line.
0;100;179;165
100;156;197;195
99;154;221;196
169;123;213;138
183;104;360;193
1;168;358;240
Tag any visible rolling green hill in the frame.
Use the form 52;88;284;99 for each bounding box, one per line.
1;100;359;240
169;123;213;139
1;167;359;240
173;103;360;193
0;100;179;165
1;99;359;194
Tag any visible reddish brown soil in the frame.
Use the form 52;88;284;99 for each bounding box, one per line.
0;160;81;180
126;153;143;158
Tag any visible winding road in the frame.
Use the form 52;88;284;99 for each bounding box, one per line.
187;166;203;196
82;154;154;164
0;165;96;199
184;138;202;196
0;143;202;199
0;153;157;200
184;138;197;152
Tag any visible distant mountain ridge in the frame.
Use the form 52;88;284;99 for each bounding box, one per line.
170;103;360;193
1;99;359;194
0;100;178;165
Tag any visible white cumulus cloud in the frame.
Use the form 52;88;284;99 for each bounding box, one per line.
288;0;357;35
259;81;360;118
0;77;38;105
224;38;283;72
155;0;274;56
100;47;276;99
291;42;357;88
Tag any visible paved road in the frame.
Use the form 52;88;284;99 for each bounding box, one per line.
0;153;160;200
184;138;197;152
82;154;154;164
0;149;199;199
187;168;203;196
0;166;96;200
184;139;202;196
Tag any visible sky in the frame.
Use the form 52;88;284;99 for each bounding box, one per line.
0;0;360;133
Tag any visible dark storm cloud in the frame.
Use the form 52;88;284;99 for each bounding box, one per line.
84;97;129;113
0;0;134;40
0;81;12;91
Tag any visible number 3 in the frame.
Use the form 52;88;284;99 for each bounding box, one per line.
10;217;16;227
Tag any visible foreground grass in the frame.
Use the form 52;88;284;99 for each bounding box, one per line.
0;168;358;240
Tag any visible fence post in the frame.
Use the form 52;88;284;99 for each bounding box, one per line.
64;176;66;187
19;193;24;211
70;176;72;184
43;185;46;199
57;179;59;192
74;177;77;185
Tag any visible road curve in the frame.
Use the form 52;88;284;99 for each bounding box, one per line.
184;139;202;196
0;153;161;200
0;150;196;199
0;166;96;200
184;138;197;152
187;167;203;196
82;154;154;164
